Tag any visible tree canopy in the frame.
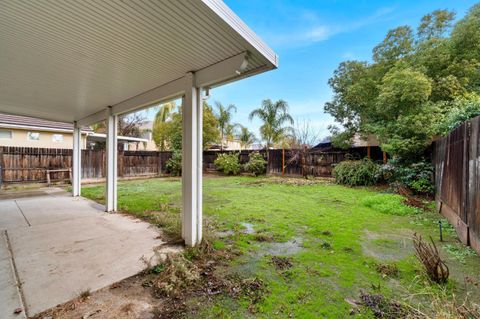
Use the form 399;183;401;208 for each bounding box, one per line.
152;101;220;151
324;5;480;159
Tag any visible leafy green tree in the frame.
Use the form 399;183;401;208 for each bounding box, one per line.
417;9;455;41
152;102;220;151
214;102;237;150
324;5;480;159
436;94;480;135
373;26;414;64
249;99;294;149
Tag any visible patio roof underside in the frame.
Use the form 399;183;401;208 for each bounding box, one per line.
0;0;277;123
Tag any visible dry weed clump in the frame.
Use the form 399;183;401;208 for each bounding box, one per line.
270;256;293;271
375;263;400;278
426;294;480;319
359;291;414;318
412;233;449;283
153;254;200;298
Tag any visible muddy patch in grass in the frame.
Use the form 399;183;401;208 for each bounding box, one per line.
361;230;413;261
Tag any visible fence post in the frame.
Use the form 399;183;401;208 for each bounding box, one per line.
118;150;124;178
0;147;3;187
462;121;471;244
157;152;162;175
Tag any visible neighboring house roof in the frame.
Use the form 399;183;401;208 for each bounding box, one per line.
0;113;92;133
312;134;379;150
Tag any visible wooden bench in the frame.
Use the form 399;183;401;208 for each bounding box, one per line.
45;168;71;186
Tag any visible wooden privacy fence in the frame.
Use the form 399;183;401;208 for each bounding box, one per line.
0;147;172;183
0;147;351;185
433;115;480;255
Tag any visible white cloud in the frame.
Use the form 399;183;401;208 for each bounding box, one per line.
265;6;395;48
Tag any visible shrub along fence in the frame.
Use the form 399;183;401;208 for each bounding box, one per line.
433;114;480;255
0;147;356;186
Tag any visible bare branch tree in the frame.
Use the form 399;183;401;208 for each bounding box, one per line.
287;119;321;178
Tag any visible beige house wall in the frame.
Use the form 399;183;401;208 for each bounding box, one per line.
0;128;87;149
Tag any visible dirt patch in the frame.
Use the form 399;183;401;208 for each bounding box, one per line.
31;274;161;319
396;186;432;211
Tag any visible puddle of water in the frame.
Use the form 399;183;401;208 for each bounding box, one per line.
260;237;303;256
240;222;255;234
216;222;254;238
361;230;413;261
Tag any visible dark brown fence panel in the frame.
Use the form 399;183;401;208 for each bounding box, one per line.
82;149;105;179
1;147;352;185
123;151;165;176
467;118;480;254
1;147;72;183
433;115;480;255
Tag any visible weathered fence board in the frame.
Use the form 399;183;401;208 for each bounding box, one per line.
0;146;355;185
433;115;480;254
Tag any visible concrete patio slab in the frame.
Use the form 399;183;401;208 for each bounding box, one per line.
15;194;104;226
0;232;26;319
0;201;28;230
0;188;178;318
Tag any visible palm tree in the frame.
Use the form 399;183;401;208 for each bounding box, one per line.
248;99;294;149
152;102;176;151
237;126;256;150
214;101;237;150
155;102;176;123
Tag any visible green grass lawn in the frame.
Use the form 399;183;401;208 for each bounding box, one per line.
82;176;480;318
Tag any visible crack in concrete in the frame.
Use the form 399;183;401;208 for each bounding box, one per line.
14;200;31;227
4;230;28;317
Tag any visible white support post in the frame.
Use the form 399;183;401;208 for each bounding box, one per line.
72;121;82;197
105;108;118;212
182;72;202;246
196;88;203;244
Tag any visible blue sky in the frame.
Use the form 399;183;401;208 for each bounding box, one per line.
146;0;478;141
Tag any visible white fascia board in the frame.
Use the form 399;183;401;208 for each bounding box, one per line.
195;52;249;88
88;133;148;143
0;123;90;134
202;0;278;68
111;77;185;116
